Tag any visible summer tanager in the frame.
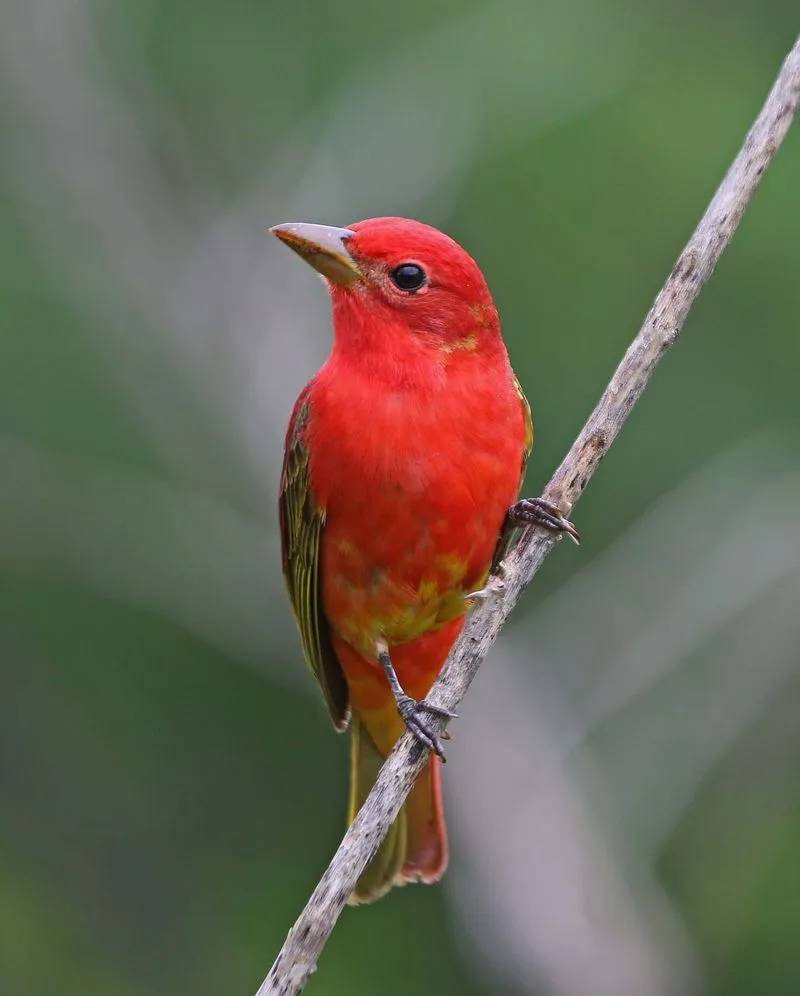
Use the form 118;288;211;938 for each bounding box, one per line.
273;218;577;903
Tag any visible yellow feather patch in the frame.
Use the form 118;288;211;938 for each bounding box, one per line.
417;578;439;602
440;333;478;354
468;302;493;328
435;589;468;626
434;553;467;585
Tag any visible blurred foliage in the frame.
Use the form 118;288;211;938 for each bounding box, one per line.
1;2;799;995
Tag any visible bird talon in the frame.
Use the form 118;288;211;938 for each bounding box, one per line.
507;497;581;545
466;565;508;602
465;578;505;602
396;695;454;759
465;587;490;602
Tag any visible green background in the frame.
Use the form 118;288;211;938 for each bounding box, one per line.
1;2;799;994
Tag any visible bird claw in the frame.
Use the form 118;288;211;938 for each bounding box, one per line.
507;497;581;545
396;694;457;760
465;580;504;603
466;563;508;602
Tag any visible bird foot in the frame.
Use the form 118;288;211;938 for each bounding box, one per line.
465;579;504;602
507;497;580;544
396;694;457;760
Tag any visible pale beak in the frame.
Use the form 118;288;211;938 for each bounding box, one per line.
270;222;361;286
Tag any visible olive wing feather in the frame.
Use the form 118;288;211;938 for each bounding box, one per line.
491;372;534;571
279;390;350;730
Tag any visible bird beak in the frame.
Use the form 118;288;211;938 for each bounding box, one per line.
270;222;361;286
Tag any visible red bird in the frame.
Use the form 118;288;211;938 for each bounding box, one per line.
273;218;576;903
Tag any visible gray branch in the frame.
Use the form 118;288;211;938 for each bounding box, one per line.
258;34;800;996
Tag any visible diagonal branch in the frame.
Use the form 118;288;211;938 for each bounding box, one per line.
258;34;800;996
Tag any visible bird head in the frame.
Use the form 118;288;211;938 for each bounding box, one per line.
271;217;502;359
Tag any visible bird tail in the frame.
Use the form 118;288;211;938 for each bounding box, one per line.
347;715;448;904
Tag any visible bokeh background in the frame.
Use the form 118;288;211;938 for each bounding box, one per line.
1;2;799;995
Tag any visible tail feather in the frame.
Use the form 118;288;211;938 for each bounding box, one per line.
347;715;448;904
348;716;406;903
402;754;448;883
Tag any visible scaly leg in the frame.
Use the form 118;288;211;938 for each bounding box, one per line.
376;642;456;759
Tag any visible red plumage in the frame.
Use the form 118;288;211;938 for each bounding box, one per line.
277;218;531;902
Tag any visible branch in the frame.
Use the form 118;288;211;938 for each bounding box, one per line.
258;34;800;996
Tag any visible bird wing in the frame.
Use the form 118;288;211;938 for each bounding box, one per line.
279;388;350;730
514;372;534;480
490;372;534;572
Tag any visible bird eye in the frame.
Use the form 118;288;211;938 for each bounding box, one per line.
390;263;427;292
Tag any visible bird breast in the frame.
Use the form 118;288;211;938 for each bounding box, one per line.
309;356;525;654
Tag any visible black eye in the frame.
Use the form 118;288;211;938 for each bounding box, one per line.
390;263;427;292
